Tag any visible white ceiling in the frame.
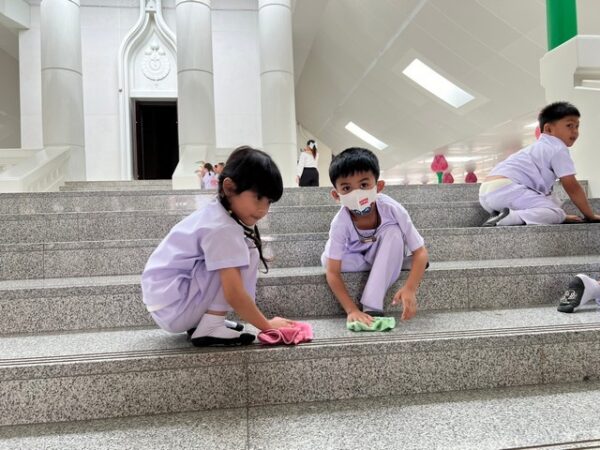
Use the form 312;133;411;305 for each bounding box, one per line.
292;0;583;182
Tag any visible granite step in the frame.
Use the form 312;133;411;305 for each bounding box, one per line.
1;256;599;334
2;305;600;426
2;223;598;279
2;381;600;449
3;197;599;244
0;201;490;244
60;180;173;192
0;182;582;214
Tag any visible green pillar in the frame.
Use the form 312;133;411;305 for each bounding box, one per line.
546;0;578;50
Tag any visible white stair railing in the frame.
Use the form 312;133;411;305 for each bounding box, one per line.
0;147;71;192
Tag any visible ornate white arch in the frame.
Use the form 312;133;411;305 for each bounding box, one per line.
117;0;177;179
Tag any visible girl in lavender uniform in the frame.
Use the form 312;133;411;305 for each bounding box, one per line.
321;147;429;326
479;102;600;227
141;146;294;346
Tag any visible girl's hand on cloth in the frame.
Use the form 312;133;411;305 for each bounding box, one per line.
267;316;296;329
392;287;417;321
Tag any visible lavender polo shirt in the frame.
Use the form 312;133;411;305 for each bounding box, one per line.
323;193;425;261
141;198;255;311
489;134;576;195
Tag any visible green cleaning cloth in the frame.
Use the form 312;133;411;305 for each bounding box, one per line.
346;316;396;332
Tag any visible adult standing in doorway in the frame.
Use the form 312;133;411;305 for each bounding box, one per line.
296;139;319;186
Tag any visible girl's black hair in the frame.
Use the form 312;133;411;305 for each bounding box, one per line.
218;146;283;272
329;147;380;187
307;139;317;159
538;101;580;132
203;162;214;173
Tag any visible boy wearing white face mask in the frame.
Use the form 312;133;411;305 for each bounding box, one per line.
321;147;429;325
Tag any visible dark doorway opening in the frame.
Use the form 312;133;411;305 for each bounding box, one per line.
133;100;179;180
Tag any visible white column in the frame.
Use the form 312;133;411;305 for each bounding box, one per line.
258;0;297;187
175;0;215;162
40;0;86;180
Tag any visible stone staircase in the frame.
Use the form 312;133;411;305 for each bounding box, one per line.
2;182;600;449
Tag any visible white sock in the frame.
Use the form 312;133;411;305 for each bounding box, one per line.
576;274;600;306
497;210;524;226
191;313;242;340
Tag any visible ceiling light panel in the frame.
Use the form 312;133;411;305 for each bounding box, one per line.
344;121;388;150
402;58;475;108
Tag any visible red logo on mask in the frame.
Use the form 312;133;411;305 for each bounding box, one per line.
359;197;369;206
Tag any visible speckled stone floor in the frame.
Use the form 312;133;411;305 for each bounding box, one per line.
2;381;600;449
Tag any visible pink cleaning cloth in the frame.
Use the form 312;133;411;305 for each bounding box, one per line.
257;321;313;345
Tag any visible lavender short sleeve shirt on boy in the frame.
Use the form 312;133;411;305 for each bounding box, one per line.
488;134;576;195
141;198;254;311
322;193;424;261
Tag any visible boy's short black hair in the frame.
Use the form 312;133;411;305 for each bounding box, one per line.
538;101;580;132
329;147;380;186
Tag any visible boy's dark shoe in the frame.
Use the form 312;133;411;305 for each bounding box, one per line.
557;277;585;313
481;208;510;227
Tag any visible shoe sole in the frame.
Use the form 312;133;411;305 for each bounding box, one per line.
191;333;256;347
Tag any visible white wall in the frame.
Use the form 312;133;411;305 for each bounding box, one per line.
18;5;41;149
18;0;262;180
578;0;600;35
80;5;138;180
78;0;262;180
83;1;262;179
213;0;262;149
0;46;20;148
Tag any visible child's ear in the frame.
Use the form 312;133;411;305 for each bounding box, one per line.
376;179;385;193
222;178;237;196
330;188;340;202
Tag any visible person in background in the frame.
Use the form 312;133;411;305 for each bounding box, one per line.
202;163;218;190
296;139;319;187
479;101;600;227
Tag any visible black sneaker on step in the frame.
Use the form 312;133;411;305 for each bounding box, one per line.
557;277;585;313
481;208;510;227
191;333;255;347
186;320;244;340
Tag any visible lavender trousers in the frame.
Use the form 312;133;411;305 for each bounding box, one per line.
322;225;406;311
479;182;566;225
151;250;260;333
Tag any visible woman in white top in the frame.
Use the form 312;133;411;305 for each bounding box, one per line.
296;139;319;186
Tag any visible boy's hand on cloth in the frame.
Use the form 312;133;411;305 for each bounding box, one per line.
346;310;373;326
267;317;296;329
392;287;417;321
564;214;584;223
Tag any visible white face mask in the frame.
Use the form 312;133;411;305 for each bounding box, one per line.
338;187;378;215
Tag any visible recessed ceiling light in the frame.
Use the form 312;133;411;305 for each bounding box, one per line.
402;59;474;108
524;121;538;129
344;121;388;150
